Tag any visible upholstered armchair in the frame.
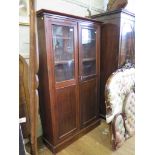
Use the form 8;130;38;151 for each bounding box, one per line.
105;63;135;150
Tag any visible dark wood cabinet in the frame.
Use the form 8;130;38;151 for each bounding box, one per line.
37;9;100;153
92;9;135;118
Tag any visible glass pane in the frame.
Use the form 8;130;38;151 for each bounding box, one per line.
52;25;75;82
120;23;135;66
81;28;96;76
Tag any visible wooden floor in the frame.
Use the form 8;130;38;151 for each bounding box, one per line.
38;120;135;155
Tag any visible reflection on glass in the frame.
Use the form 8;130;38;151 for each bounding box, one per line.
120;23;135;66
81;28;96;76
82;29;92;44
52;25;75;82
121;23;132;36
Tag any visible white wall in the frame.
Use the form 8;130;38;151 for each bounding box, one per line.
125;0;135;14
36;0;104;17
19;25;29;63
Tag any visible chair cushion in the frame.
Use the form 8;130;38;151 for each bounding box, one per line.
123;92;135;138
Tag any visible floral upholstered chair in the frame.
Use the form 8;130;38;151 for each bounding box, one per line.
105;63;135;150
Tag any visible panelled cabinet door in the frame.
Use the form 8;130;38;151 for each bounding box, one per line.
55;86;78;142
78;22;99;128
119;20;135;66
79;78;98;128
48;19;79;142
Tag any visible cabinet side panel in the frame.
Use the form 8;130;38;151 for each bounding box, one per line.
93;11;135;118
37;16;53;143
100;22;120;117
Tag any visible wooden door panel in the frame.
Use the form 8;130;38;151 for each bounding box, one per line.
55;85;78;141
80;79;98;128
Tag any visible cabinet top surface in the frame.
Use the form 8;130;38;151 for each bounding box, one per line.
37;9;102;23
91;9;135;19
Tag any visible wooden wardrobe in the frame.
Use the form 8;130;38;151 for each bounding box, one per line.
92;9;135;118
37;9;101;153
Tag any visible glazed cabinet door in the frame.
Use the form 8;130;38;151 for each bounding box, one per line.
48;19;79;143
119;19;135;67
78;22;100;128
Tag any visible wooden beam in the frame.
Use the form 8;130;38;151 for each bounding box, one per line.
29;0;39;154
